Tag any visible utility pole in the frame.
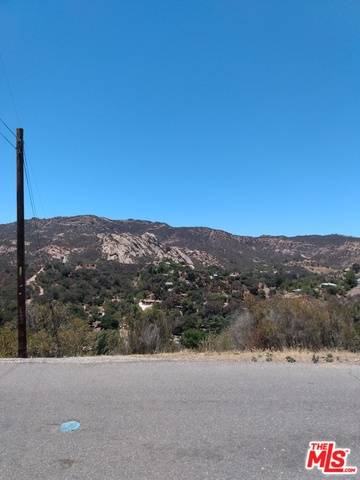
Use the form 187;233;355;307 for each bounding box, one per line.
17;128;27;358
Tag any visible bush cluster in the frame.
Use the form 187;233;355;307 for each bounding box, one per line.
202;296;360;352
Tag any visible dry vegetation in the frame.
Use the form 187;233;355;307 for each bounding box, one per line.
2;295;360;361
1;350;359;364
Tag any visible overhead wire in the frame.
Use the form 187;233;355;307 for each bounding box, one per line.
1;51;45;313
0;119;43;254
0;130;15;149
24;148;42;253
0;51;43;256
0;116;16;137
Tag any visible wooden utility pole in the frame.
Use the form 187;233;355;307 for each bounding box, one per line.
16;128;27;358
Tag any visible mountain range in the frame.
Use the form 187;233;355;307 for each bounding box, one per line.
1;215;360;272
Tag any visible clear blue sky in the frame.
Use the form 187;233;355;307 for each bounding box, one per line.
1;0;359;236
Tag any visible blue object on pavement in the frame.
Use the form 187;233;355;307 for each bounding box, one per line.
59;421;80;432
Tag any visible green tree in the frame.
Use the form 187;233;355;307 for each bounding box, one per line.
100;314;119;330
181;329;207;349
344;270;357;290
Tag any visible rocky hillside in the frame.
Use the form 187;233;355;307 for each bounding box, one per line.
1;215;360;272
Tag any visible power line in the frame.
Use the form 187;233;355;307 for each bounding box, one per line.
24;149;39;218
0;130;15;149
24;145;44;217
1;52;43;243
0;115;16;148
24;159;37;217
0;118;42;252
24;149;42;253
0;117;16;137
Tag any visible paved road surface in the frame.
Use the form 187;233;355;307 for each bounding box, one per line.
0;359;359;480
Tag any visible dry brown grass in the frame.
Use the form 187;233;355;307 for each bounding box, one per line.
151;349;360;364
1;349;359;364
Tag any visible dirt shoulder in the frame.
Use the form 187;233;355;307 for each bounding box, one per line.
0;349;360;364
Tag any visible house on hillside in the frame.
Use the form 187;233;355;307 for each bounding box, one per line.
138;298;162;311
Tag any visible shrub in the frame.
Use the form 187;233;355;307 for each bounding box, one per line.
344;270;357;290
27;318;96;357
199;330;235;352
96;331;110;355
265;352;273;362
28;330;55;357
0;325;17;357
312;353;319;364
203;296;360;353
100;314;119;330
181;329;207;349
57;318;96;356
128;308;173;353
226;297;358;351
325;353;334;363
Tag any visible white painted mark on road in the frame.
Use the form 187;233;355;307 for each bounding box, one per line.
59;421;80;432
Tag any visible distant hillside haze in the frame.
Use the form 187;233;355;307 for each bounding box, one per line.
1;215;360;272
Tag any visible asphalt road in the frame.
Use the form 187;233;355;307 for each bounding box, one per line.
0;359;359;480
